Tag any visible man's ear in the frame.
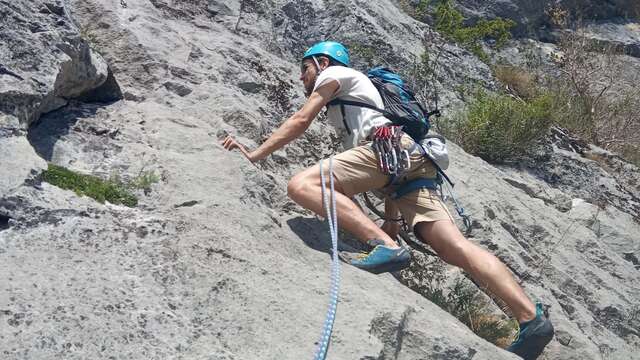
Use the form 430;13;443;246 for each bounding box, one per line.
319;56;331;70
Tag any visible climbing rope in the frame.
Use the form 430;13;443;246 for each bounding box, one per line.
314;157;341;360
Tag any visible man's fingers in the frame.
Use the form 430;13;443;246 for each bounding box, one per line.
221;136;237;151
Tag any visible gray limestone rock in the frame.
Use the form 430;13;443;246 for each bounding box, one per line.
1;1;639;359
0;0;121;128
0;117;46;198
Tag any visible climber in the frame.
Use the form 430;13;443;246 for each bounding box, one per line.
221;41;554;359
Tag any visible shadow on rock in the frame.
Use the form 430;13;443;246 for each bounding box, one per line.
287;216;333;255
287;216;368;257
27;102;100;161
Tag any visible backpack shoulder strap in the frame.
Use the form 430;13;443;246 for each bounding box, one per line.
328;99;390;115
328;98;392;134
328;98;394;120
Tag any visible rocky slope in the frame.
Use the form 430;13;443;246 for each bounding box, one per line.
1;1;639;359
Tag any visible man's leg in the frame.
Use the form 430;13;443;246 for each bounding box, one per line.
287;163;399;249
414;219;536;323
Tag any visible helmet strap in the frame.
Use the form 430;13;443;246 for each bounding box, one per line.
312;56;322;73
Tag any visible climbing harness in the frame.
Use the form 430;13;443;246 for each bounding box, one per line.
371;125;410;176
370;128;472;234
313;157;341;360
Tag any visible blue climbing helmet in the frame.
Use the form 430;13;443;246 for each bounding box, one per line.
303;41;350;67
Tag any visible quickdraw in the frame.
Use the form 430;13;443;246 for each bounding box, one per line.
371;128;473;235
371;125;410;176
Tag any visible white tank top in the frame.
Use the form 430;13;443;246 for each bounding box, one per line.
313;66;391;149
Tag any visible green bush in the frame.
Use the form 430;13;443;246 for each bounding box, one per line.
427;277;517;347
434;0;515;61
42;164;138;207
126;170;160;194
399;257;517;347
415;0;431;19
402;0;515;60
440;90;554;163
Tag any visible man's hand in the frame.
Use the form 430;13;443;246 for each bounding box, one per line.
221;135;258;163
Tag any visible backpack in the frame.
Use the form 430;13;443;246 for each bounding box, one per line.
327;67;439;141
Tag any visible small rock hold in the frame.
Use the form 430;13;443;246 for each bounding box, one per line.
207;2;235;17
124;91;144;102
237;81;264;94
623;252;639;267
29;22;47;33
188;46;204;61
0;214;11;230
174;200;200;208
44;2;65;16
163;82;192;97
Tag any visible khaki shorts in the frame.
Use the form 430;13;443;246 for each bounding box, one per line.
322;134;454;230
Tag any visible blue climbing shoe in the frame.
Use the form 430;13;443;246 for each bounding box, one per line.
339;240;411;274
507;302;555;360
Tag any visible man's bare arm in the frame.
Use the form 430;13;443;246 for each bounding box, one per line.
221;80;339;162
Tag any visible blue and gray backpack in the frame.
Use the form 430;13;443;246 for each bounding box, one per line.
328;67;439;141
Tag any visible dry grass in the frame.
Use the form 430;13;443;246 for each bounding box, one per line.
493;65;538;99
549;31;640;165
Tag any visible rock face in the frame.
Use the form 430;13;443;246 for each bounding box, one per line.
455;0;640;59
1;1;639;360
0;0;123;199
456;0;640;36
0;0;122;128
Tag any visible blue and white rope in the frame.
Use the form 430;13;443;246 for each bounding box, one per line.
314;157;341;360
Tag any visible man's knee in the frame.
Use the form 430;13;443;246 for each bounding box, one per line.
287;173;307;201
287;169;344;202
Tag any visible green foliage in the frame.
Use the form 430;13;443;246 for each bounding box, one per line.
349;43;377;67
415;0;432;19
426;277;517;347
399;257;516;347
472;18;516;48
401;0;515;62
434;0;465;35
43;164;138;207
433;0;515;61
407;50;437;101
129;171;161;193
439;90;554;163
